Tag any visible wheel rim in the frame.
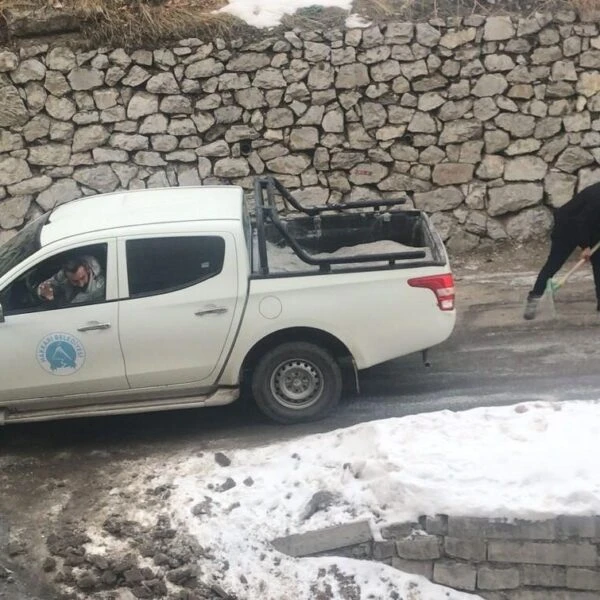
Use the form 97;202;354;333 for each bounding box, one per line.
270;358;324;410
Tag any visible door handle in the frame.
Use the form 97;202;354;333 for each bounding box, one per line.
77;322;111;332
194;307;228;317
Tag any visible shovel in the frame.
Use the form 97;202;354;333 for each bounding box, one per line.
543;239;600;316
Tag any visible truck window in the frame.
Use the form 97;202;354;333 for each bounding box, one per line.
0;213;49;280
1;243;108;315
125;236;225;298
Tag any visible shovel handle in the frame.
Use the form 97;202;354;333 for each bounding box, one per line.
556;240;600;287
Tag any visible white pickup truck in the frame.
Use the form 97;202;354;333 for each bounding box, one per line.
0;177;456;425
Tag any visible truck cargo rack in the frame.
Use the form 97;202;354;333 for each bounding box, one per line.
253;176;429;276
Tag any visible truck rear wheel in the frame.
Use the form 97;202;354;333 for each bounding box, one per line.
252;342;342;424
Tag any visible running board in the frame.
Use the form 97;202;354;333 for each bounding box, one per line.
1;388;239;424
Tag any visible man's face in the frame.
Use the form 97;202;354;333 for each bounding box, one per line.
66;266;89;288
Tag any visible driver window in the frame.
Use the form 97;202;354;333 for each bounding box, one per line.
0;243;108;316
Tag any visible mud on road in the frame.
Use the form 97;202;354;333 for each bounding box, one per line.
0;435;246;599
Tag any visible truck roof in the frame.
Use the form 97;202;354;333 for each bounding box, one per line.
41;186;245;245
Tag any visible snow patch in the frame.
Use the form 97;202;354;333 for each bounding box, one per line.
345;13;373;28
258;239;432;273
65;401;600;599
218;0;353;28
158;400;600;598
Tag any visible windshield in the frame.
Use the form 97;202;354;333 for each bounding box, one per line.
0;213;49;280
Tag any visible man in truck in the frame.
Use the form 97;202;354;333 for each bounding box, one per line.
37;255;105;306
524;181;600;320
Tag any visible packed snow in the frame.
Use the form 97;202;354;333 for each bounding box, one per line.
254;239;433;273
86;400;600;599
345;14;373;29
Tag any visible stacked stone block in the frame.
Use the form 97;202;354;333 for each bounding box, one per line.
2;11;600;252
272;515;600;598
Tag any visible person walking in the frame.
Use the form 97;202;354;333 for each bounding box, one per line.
524;181;600;320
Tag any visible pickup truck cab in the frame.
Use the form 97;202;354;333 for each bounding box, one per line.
0;177;456;425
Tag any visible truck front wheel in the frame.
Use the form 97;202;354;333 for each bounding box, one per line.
252;342;342;424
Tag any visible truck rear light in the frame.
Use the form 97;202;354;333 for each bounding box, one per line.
408;273;455;311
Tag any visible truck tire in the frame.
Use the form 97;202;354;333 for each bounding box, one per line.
252;342;342;424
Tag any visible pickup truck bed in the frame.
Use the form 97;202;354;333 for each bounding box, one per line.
219;177;457;422
252;177;445;275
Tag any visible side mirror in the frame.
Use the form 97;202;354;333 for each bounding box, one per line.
0;302;4;323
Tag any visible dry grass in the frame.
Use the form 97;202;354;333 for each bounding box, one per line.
352;0;583;21
79;0;237;48
568;0;600;17
0;0;242;47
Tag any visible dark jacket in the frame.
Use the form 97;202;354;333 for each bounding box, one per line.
554;181;600;248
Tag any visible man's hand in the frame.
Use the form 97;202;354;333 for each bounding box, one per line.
581;247;592;261
38;281;55;301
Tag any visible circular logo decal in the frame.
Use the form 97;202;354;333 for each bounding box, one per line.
37;333;86;376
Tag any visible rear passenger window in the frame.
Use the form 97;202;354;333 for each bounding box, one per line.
126;236;225;298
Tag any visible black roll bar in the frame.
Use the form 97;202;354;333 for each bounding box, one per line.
253;176;426;274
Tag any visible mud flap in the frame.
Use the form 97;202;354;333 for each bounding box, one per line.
352;358;360;394
422;349;431;368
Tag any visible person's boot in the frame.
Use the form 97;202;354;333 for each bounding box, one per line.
523;294;541;320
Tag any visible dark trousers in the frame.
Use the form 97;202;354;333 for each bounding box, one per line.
531;230;600;302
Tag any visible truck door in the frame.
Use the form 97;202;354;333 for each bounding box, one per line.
117;234;239;388
0;239;128;404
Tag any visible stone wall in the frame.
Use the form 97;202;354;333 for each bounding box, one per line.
271;514;600;598
1;11;600;252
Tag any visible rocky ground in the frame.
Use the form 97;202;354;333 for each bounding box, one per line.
0;448;241;600
40;513;234;600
